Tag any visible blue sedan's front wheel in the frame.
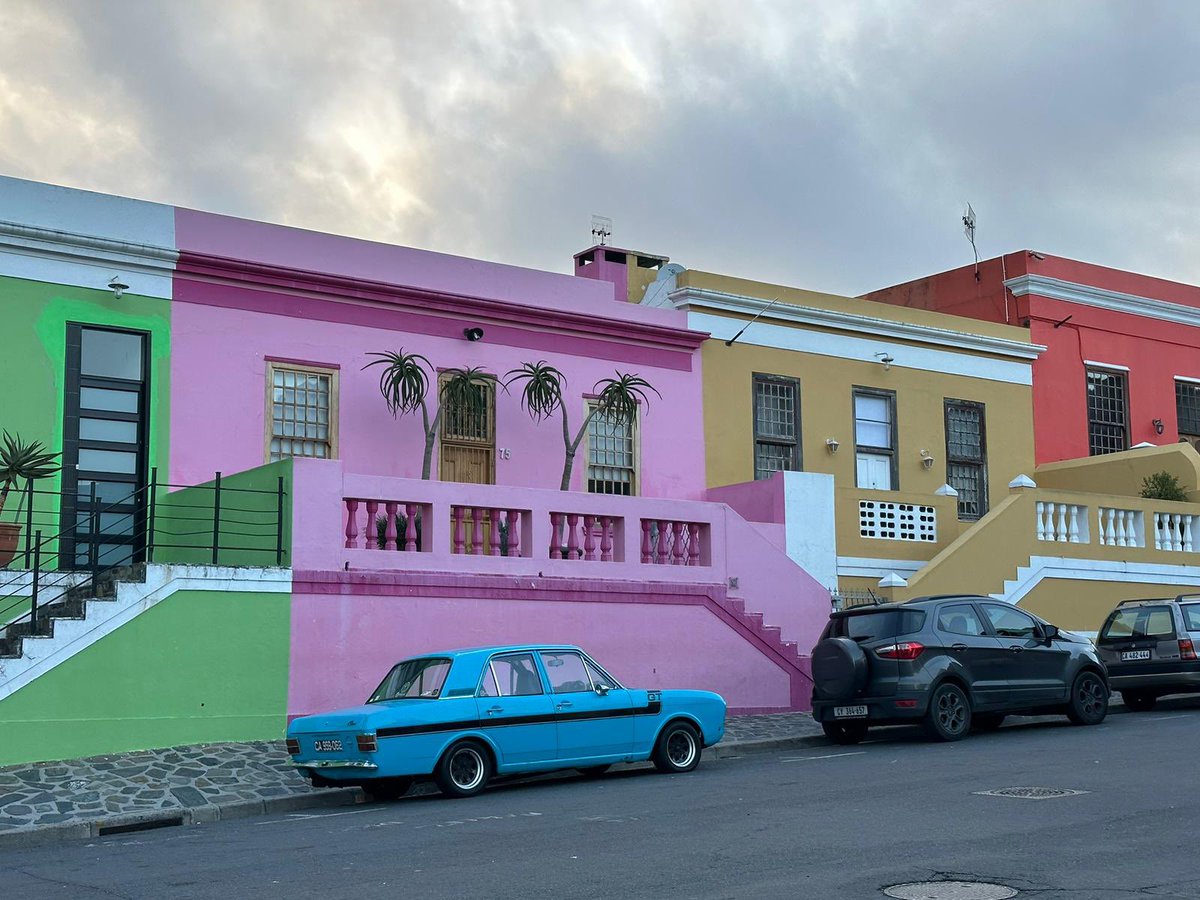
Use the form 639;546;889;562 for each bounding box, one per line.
435;740;493;798
652;721;701;774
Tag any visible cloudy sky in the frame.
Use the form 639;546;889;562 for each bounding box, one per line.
2;1;1198;295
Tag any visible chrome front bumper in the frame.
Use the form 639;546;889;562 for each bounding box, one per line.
290;759;379;770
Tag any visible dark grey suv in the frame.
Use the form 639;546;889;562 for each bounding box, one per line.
811;596;1109;744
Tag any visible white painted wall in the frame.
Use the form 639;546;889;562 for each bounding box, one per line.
782;470;837;590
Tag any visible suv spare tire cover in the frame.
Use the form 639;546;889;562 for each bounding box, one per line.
812;637;869;701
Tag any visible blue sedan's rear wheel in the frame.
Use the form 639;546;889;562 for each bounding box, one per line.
435;740;492;798
652;721;701;774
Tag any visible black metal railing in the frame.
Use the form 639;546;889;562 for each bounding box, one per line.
0;470;287;644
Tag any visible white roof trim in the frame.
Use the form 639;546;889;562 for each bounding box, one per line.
1084;360;1130;372
670;286;1044;361
0;219;178;274
1006;273;1200;330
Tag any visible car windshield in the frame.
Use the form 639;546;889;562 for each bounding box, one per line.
1100;607;1175;640
368;658;452;702
829;609;925;642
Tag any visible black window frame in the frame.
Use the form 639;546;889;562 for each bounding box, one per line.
853;386;898;491
752;373;803;481
1176;379;1200;450
1085;367;1129;456
944;398;988;521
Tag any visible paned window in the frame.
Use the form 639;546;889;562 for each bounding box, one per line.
1176;380;1200;451
854;388;897;490
753;374;802;480
268;363;337;461
1086;368;1128;456
945;399;988;520
587;402;637;495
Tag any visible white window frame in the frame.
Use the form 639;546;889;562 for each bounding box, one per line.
583;399;640;495
265;361;339;463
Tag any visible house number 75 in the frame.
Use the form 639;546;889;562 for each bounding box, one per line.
498;448;512;459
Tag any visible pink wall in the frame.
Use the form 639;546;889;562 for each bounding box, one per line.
287;591;794;717
168;293;707;498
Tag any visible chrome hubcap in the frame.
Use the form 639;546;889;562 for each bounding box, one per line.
937;690;966;733
666;730;697;768
449;747;485;790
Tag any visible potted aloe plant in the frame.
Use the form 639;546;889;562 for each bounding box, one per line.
0;433;61;567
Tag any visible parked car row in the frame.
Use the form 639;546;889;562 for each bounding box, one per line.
811;592;1200;745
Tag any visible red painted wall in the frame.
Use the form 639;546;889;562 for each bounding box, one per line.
866;254;1200;464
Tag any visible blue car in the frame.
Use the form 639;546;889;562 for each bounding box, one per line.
286;645;727;799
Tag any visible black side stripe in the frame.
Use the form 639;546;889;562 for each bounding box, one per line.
377;700;663;739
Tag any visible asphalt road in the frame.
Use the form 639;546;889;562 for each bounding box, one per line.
3;702;1200;900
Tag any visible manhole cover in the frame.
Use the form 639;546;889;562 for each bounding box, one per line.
974;786;1088;800
883;882;1018;899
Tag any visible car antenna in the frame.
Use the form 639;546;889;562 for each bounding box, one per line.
867;588;881;606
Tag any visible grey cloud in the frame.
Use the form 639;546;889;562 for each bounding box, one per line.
2;0;1198;294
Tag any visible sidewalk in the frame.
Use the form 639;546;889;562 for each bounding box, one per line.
0;712;824;849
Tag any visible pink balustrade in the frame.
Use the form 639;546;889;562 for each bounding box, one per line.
548;512;621;562
342;499;432;552
640;519;707;566
450;506;528;557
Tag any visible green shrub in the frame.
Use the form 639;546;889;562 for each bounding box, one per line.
1140;471;1189;502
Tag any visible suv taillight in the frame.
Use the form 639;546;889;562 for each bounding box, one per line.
1180;639;1197;661
876;641;925;660
285;738;300;755
356;734;378;753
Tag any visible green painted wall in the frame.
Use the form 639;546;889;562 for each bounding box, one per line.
0;274;171;555
0;588;290;766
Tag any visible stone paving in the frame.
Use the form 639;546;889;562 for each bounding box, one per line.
0;712;819;834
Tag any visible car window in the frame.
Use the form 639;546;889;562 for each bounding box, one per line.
1101;606;1175;640
477;666;500;698
1183;605;1200;631
937;604;987;637
487;653;544;697
982;605;1039;639
540;651;593;693
584;657;619;690
368;657;452;702
830;609;926;641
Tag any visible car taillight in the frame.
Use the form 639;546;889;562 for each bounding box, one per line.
1180;639;1197;661
285;738;300;755
356;734;378;753
876;641;925;660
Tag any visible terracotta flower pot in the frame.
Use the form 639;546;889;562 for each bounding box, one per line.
0;522;20;568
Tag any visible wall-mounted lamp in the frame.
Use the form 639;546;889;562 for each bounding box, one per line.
107;276;129;298
1153;418;1165;435
825;438;840;454
920;449;935;470
875;352;894;371
463;327;484;342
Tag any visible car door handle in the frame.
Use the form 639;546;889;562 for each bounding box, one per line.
486;706;504;716
951;643;968;651
1008;645;1024;653
556;701;573;710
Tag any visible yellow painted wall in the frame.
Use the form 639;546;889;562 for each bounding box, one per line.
1037;443;1200;500
1019;578;1193;634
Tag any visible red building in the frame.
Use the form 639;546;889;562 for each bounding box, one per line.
864;253;1200;464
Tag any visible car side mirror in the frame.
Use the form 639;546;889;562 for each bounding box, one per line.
1042;624;1059;641
594;683;610;696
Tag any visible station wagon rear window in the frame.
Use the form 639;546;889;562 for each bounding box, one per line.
828;609;925;642
1183;605;1200;631
1100;607;1175;641
369;657;452;702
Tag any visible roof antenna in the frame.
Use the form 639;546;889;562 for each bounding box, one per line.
725;297;782;347
590;214;612;247
962;203;980;281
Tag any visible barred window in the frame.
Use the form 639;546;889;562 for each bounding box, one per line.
1176;380;1200;445
1086;368;1128;456
753;374;802;480
945;399;987;520
587;403;636;495
268;363;337;461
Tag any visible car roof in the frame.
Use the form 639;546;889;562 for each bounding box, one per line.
396;644;586;663
833;595;991;616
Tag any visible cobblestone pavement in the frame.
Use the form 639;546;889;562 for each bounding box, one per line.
0;713;819;834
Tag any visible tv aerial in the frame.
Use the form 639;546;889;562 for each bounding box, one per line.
962;203;979;281
590;214;613;247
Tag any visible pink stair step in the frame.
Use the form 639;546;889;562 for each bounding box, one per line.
761;625;782;643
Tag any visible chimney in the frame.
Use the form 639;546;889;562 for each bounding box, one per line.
573;245;669;304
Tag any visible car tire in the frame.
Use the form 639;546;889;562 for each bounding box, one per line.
812;638;869;701
1067;670;1109;726
923;682;972;742
652;721;702;774
1121;690;1157;712
578;765;611;778
822;721;868;745
972;713;1005;732
364;777;413;801
434;740;492;798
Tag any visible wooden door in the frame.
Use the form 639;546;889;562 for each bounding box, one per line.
439;376;496;485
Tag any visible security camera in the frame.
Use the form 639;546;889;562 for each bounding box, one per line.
463;327;484;342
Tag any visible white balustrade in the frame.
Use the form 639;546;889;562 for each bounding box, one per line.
1098;507;1144;548
1036;501;1088;543
1153;512;1198;552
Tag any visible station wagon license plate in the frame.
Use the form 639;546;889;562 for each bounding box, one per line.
314;739;344;753
1121;650;1151;661
834;705;868;718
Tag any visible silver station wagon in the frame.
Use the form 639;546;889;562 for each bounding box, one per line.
1096;595;1200;711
